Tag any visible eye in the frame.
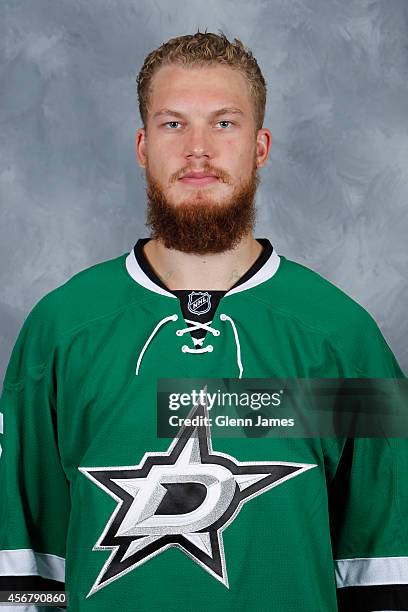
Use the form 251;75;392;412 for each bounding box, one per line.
217;120;233;128
165;121;181;129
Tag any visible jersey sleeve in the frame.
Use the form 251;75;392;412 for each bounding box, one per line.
329;313;408;612
0;299;70;611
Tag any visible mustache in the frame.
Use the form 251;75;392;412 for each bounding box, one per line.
170;164;232;184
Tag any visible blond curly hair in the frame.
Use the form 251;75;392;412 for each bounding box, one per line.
136;29;267;132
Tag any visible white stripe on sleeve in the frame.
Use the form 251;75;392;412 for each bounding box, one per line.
335;556;408;588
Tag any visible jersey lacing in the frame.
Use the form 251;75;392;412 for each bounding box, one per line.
135;313;243;378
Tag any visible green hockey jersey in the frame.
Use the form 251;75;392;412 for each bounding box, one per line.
0;239;407;612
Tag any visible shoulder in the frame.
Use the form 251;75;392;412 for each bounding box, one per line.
254;254;402;375
27;252;138;330
3;251;145;385
260;254;376;334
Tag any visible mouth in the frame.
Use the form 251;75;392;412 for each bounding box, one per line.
178;173;219;186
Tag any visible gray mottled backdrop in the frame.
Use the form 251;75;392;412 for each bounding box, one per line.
0;0;407;383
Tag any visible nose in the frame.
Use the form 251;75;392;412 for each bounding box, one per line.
184;124;213;160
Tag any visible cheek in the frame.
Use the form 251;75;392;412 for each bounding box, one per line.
147;139;179;167
229;148;255;174
223;134;254;159
146;143;166;169
146;152;179;185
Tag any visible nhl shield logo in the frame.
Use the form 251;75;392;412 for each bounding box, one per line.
187;291;211;315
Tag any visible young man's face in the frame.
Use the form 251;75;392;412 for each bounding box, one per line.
135;63;271;253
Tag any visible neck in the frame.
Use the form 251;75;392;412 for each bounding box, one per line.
143;234;262;291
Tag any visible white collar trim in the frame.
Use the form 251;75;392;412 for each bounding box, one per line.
125;246;281;297
224;248;280;296
125;249;177;298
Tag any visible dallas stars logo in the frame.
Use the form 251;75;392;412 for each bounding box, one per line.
79;393;316;596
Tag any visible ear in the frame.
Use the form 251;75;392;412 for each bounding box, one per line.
135;127;147;168
255;128;272;168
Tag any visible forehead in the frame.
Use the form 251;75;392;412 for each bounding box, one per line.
148;64;253;115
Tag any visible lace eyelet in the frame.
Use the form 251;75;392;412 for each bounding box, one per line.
176;330;183;336
220;313;226;321
214;330;220;336
207;345;214;352
182;345;188;352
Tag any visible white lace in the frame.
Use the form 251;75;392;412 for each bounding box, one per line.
135;314;178;376
219;313;243;378
135;313;243;378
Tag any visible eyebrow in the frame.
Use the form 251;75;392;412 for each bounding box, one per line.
152;107;244;120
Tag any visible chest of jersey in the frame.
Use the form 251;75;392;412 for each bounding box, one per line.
50;295;342;610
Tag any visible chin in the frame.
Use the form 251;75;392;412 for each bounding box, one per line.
175;186;228;203
177;198;227;209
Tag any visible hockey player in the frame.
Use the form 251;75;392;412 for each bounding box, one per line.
0;31;407;611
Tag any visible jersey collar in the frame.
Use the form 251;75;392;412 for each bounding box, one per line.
125;238;280;298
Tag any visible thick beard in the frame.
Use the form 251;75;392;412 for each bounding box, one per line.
144;159;260;255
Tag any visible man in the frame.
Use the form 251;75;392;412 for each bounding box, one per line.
0;31;406;612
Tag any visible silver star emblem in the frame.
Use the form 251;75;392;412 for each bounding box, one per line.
79;391;316;596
